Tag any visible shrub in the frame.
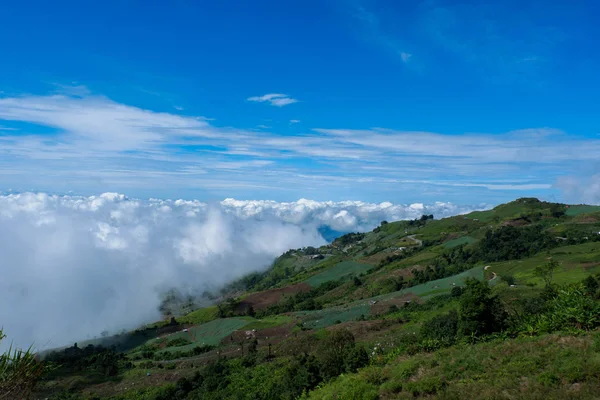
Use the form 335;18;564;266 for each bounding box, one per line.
420;310;458;343
458;279;507;337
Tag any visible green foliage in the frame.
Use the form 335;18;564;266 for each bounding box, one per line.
45;343;129;377
500;274;516;286
164;338;190;348
420;310;458;344
333;232;365;248
458;279;507;338
582;275;599;295
0;330;45;400
534;259;560;287
520;284;600;334
176;306;218;325
476;225;556;262
450;286;464;297
316;329;358;381
261;280;342;316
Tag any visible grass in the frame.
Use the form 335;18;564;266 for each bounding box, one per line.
303;261;372;287
307;332;600;399
442;235;476;249
566;205;600;216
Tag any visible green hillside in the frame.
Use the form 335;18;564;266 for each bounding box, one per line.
23;197;600;400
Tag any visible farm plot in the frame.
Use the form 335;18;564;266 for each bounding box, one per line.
295;303;371;330
566;205;600;217
296;266;485;330
154;318;251;351
303;261;372;287
443;235;476;249
238;283;311;311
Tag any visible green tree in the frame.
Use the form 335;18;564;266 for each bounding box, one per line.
534;259;559;287
458;279;507;338
317;329;356;381
420;310;458;343
583;275;599;296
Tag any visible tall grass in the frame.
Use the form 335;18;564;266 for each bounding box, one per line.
0;329;44;399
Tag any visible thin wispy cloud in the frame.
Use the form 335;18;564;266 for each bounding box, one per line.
0;87;597;202
349;4;414;66
247;93;298;107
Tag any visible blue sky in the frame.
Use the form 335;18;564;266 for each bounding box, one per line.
0;0;599;204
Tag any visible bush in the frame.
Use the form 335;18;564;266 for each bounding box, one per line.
458;279;507;338
501;274;516;286
450;286;464;298
420;310;458;343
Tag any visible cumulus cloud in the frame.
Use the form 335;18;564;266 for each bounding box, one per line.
0;192;486;350
247;93;298;107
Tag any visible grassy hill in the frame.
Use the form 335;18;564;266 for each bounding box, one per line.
25;197;600;400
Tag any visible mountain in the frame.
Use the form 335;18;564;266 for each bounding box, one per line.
25;198;600;399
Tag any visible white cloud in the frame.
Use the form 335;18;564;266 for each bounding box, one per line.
0;88;595;199
247;93;298;107
0;192;486;350
554;175;600;205
401;52;412;62
290;119;301;124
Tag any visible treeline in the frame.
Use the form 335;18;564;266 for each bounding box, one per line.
45;343;130;377
333;232;365;248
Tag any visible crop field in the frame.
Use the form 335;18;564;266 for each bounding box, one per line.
152;317;251;351
372;266;485;302
176;305;218;325
295;267;485;330
442;235;476;248
296;303;372;329
489;242;600;286
566;205;600;216
243;315;292;330
303;261;372;287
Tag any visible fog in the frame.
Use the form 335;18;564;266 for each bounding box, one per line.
0;192;485;350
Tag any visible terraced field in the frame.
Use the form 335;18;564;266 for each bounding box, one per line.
153;317;251;351
296;266;485;329
566;205;600;216
303;261;372;287
490;241;600;286
443;235;476;248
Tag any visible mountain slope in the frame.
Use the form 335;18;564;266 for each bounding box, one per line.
29;198;600;399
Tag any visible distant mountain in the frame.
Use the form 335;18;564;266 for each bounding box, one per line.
317;225;347;242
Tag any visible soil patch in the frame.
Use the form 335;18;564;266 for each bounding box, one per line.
222;323;296;346
238;283;311;312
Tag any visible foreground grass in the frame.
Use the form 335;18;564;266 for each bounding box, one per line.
306;332;600;399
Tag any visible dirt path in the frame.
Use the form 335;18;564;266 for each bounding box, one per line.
407;235;423;246
484;265;497;281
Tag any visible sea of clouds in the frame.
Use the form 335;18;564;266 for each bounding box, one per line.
0;192;488;350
